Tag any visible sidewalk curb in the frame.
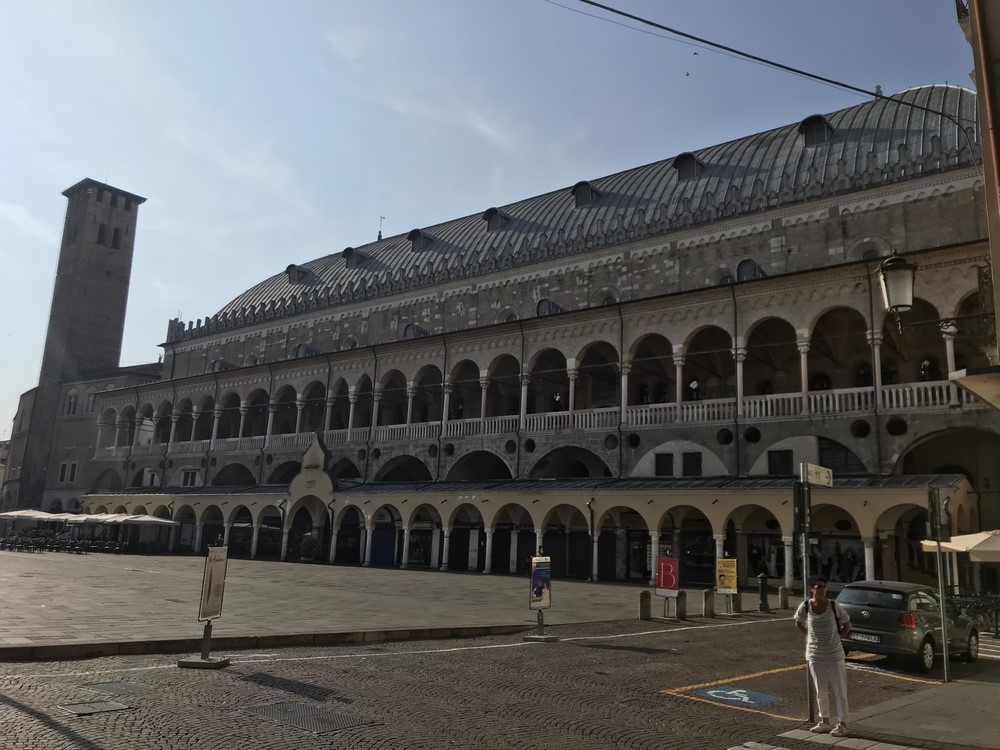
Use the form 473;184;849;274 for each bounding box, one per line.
0;623;529;662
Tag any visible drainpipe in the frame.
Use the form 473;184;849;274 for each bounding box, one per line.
438;334;448;480
865;260;885;473
616;300;625;478
365;347;379;482
729;282;742;476
516;318;526;480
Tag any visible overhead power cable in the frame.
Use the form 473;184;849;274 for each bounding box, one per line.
552;0;979;131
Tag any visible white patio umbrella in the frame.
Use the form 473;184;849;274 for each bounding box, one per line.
921;531;1000;562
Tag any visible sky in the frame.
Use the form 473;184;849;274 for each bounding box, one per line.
0;0;977;440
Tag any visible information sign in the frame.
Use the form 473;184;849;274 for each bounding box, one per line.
655;557;680;598
715;558;738;595
802;462;833;487
198;546;229;622
529;556;551;610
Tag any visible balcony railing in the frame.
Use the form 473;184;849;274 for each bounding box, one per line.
92;379;986;461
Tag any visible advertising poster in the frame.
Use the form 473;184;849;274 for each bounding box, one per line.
198;546;229;621
655;557;680;598
716;557;738;595
529;556;551;610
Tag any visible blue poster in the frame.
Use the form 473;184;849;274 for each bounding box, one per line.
529;556;551;610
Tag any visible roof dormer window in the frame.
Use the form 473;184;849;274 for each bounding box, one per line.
672;152;704;180
482;207;510;231
536;298;564;317
572;181;600;208
799;115;833;147
407;228;432;251
343;247;366;268
285;264;308;283
403;323;430;339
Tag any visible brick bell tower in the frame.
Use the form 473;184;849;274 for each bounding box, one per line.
16;179;146;506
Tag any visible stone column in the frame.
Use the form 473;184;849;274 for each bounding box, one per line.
358;527;366;563
797;340;810;414
250;524;260;559
783;536;794;590
615;529;626;579
405;384;416;425
266;402;276;437
468;529;479;570
328;525;339;563
733;347;746;418
133;417;143;446
519;373;530;430
238;402;248;438
480;375;490;420
211;408;221;447
190;407;200;442
442;383;453;426
294;397;305;433
567;368;578;414
363;521;374;566
106;421;115;448
535;528;544;556
168;413;179;445
943;325;959;406
347;392;357;439
714;534;725;562
440;527;451;571
591;533;600;581
483;528;493;574
168;525;178;553
372;386;383;428
510;529;520;574
867;330;884;394
280;526;290;561
863;537;875;581
431;528;441;568
673;355;685;405
400;525;411;568
193;522;204;554
324;396;334;432
222;522;232;546
620;361;631;424
648;531;660;586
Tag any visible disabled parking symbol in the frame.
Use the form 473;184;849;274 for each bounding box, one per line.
693;687;782;708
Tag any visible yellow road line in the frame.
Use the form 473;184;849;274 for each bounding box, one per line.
661;689;803;722
664;663;805;693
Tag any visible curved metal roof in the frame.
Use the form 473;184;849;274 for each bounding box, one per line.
172;85;979;343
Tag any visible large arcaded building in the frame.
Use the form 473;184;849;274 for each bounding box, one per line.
4;84;997;592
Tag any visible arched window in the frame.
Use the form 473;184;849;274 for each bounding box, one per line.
85;389;97;413
111;227;121;249
571;181;600;208
718;275;733;286
855;363;873;387
536;298;563;316
403;323;429;339
97;224;107;245
920;356;942;381
687;379;702;401
737;259;765;282
810;373;832;391
64;390;78;415
800;115;833;147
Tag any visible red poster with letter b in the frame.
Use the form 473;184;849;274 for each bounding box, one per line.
655;557;679;598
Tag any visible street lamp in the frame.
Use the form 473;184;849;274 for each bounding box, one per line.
879;251;994;343
878;251;917;323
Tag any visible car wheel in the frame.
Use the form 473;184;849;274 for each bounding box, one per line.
962;632;979;663
913;637;935;673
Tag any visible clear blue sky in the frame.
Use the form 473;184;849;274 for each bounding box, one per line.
0;0;976;440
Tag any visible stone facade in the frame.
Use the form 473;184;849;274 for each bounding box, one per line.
4;84;999;592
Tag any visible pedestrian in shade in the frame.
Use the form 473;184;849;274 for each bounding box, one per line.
794;575;852;737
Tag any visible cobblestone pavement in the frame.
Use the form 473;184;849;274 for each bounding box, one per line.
2;618;993;750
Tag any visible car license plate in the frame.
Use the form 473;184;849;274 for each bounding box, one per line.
850;633;880;644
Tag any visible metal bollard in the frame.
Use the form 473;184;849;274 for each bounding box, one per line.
778;585;789;609
703;589;715;618
638;590;651;620
757;572;770;613
676;590;687;620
